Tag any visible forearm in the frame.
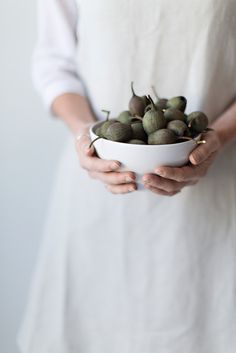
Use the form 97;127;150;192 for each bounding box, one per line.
52;93;97;136
211;100;236;148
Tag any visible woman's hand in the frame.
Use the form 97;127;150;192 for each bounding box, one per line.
75;127;137;194
142;130;221;196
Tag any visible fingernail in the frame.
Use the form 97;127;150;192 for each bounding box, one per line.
155;169;165;176
128;186;136;192
111;162;120;170
143;177;150;184
125;176;134;183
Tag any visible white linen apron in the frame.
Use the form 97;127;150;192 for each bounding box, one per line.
18;0;236;352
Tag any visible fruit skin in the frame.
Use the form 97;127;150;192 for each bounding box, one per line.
156;98;168;110
167;96;187;112
167;120;188;137
129;82;146;117
117;111;133;125
144;104;152;113
142;109;166;135
100;119;117;137
128;139;146;144
104;122;133;142
164;108;186;123
95;126;103;137
186;111;209;133
131;121;147;141
141;95;150;107
148;129;177;145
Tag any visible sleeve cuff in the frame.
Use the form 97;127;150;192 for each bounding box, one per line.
41;79;85;114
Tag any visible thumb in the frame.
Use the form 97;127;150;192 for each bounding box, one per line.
85;143;95;156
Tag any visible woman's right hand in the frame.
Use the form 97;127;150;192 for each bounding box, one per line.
75;133;137;194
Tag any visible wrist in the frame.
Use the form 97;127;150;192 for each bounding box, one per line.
211;125;235;149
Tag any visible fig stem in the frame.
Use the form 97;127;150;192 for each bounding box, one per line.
131;81;136;96
151;85;160;101
89;136;102;149
101;109;110;121
147;95;156;110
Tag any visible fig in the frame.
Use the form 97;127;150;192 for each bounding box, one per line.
100;119;117;137
95;126;103;137
186;111;209;133
97;110;116;137
104;122;133;142
129;82;146;116
167;96;187;112
164;108;185;122
142;96;166;135
148;129;177;145
167;120;188;137
117;110;133;125
131;121;147;141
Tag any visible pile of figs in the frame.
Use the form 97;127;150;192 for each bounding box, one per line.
93;83;209;146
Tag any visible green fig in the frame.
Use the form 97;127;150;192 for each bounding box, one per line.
142;96;166;135
129;82;146;117
117;110;133;125
98;110;117;137
95;126;103;137
164;108;186;123
100;119;117;137
131;121;147;141
128;139;146;144
167;96;187;112
167;120;188;137
104;122;133;142
186;111;209;133
156;98;168;110
148;129;177;145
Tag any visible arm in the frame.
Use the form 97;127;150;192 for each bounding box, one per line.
142;101;236;196
52;93;96;136
210;100;236;148
34;0;136;194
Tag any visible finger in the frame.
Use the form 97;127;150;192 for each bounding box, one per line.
190;151;217;178
106;183;137;194
89;171;136;185
77;136;121;172
81;154;121;173
143;174;190;192
189;132;220;165
76;134;92;154
154;165;195;182
144;183;181;196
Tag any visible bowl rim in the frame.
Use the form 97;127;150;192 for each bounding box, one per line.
90;121;201;147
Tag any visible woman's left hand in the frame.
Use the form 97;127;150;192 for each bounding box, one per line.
142;130;222;196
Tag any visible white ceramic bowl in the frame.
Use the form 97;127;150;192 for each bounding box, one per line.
90;122;200;186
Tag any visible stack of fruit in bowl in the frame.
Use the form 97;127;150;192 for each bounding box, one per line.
89;83;210;182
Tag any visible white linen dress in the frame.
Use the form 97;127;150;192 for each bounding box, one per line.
18;0;236;352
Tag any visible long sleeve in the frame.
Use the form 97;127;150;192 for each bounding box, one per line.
32;0;85;110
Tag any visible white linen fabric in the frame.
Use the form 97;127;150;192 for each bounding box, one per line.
19;0;236;352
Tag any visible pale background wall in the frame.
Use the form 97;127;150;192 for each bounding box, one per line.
0;1;68;352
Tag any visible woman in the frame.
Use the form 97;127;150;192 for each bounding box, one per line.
18;0;236;352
